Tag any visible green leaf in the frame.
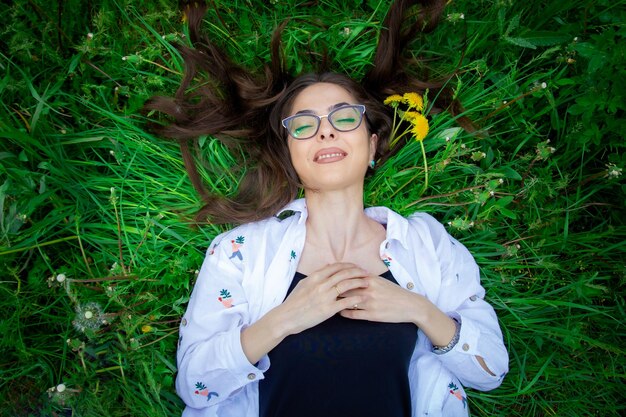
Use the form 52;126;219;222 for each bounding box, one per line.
504;36;537;49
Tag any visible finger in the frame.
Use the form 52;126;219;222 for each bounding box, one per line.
336;295;363;312
339;307;369;320
309;262;361;282
327;267;369;289
334;279;369;297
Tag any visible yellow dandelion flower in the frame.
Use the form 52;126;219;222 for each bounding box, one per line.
403;92;424;111
141;325;153;333
411;114;429;141
404;111;421;123
384;94;403;106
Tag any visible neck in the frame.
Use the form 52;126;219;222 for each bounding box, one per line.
303;187;379;262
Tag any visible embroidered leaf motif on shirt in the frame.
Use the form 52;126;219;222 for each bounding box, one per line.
448;382;467;408
194;382;219;401
290;250;296;261
382;254;393;267
218;289;233;308
229;236;244;261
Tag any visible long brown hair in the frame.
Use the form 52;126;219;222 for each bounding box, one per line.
144;0;461;224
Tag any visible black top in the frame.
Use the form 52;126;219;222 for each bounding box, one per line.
259;270;418;417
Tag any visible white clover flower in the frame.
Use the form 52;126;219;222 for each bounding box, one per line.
56;384;66;393
541;82;547;89
87;33;93;39
607;164;622;178
56;273;66;283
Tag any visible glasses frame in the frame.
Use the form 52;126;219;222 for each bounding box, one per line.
281;104;367;140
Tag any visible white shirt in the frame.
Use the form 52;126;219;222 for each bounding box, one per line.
177;199;509;417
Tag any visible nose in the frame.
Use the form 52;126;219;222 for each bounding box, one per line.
317;116;336;141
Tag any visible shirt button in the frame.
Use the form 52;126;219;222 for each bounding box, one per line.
385;242;390;249
462;343;470;351
406;282;415;290
247;373;256;380
470;295;477;301
181;318;188;326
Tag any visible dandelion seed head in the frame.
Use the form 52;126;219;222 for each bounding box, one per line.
73;302;106;333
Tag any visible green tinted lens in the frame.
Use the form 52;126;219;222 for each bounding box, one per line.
330;107;361;131
288;115;318;138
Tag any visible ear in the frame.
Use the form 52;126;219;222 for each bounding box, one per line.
368;133;379;161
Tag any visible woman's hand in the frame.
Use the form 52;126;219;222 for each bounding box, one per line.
339;273;425;324
339;273;457;348
241;262;368;365
278;262;369;335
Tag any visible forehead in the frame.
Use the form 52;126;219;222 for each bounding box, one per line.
290;82;357;113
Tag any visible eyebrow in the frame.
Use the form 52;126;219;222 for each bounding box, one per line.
294;102;351;116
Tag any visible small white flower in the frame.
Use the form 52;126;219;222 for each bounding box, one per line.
56;273;66;283
461;144;466;149
84;311;93;319
541;82;547;89
607;164;622;178
490;191;495;196
460;13;465;19
56;384;66;393
445;136;450;142
499;178;504;184
549;147;556;153
87;33;93;39
574;37;578;42
122;56;127;61
503;100;508;104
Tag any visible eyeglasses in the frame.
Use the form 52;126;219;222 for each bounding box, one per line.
281;104;366;140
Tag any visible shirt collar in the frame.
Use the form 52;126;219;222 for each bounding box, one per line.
276;199;409;248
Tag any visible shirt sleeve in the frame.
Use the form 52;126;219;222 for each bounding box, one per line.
411;213;509;391
175;229;268;409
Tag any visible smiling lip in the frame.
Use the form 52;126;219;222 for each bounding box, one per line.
314;147;347;163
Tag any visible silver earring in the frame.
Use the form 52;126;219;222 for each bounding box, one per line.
369;160;376;169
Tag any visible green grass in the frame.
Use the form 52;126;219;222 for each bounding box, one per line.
1;0;624;416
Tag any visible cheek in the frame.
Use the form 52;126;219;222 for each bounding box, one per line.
287;141;308;175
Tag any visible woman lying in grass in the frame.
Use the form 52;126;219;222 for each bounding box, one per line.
145;1;508;416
